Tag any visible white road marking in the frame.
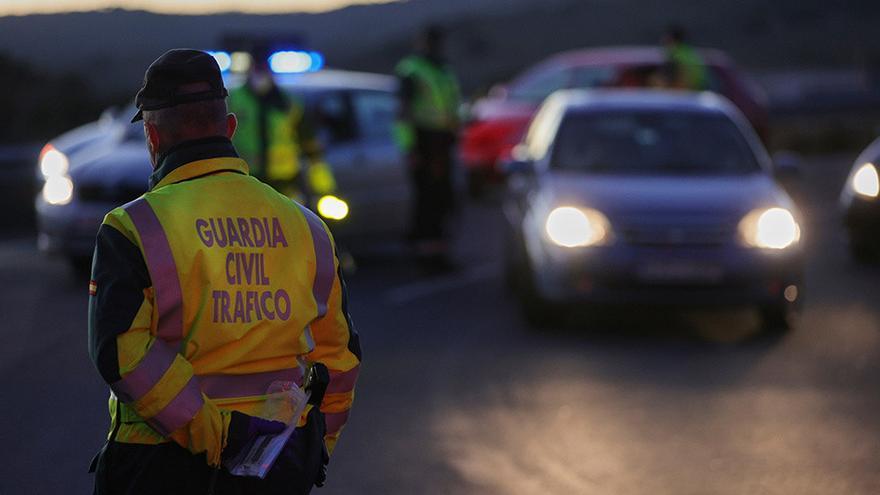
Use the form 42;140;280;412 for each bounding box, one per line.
383;261;501;305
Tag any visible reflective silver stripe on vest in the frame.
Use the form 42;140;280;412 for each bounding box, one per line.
122;198;202;434
110;340;178;403
324;410;350;436
297;204;335;318
326;364;360;395
146;376;204;437
304;325;316;350
124;198;184;344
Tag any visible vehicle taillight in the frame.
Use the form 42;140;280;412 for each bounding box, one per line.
460;118;531;169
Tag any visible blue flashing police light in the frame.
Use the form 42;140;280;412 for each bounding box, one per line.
308;51;325;71
268;50;324;74
207;51;232;73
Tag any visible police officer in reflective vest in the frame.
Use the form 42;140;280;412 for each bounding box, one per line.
227;48;336;204
395;25;461;271
662;24;711;91
88;49;361;494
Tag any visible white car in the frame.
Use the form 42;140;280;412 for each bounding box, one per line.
36;70;410;271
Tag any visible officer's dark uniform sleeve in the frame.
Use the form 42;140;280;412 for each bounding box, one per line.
88;224;150;383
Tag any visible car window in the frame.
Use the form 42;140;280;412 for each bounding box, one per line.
614;64;668;88
352;90;397;143
570;66;616;89
706;65;749;101
509;67;571;102
310;91;356;145
704;66;727;94
589;63;727;94
551;109;760;175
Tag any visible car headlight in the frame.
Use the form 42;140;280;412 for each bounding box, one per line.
316;195;349;220
739;207;801;250
852;162;879;198
545;206;611;247
39;145;69;178
42;175;74;205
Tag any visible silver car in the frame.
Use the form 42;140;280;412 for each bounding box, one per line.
36;70;410;271
503;89;804;331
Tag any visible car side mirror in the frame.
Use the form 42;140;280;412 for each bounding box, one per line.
501;155;535;196
501;158;534;177
772;150;802;180
501;144;535;176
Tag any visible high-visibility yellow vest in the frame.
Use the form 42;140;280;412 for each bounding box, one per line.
667;44;710;91
100;156;358;465
228;85;302;182
396;55;461;132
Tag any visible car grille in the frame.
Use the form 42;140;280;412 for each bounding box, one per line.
77;184;146;206
620;224;735;246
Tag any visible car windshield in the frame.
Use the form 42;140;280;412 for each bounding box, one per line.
550;109;760;175
508;66;615;102
508;67;570;102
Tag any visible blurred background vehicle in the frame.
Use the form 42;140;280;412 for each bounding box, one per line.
840;137;880;262
35;67;408;273
503;89;802;331
460;46;768;196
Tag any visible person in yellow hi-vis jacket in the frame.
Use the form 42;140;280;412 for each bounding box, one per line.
227;48;336;204
395;25;461;272
662;24;711;91
87;49;361;494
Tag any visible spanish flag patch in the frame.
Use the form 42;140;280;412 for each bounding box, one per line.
89;280;97;296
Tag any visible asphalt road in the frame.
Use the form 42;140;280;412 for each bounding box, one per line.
1;154;878;494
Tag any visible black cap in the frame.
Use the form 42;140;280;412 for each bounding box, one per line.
131;49;228;123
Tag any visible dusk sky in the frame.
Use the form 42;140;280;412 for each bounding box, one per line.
0;0;396;16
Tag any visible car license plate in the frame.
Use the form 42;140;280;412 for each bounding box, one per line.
635;262;724;284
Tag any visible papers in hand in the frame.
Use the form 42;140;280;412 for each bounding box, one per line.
225;382;311;478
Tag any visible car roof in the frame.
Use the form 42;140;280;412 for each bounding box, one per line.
225;69;396;92
542;45;733;69
550;88;736;114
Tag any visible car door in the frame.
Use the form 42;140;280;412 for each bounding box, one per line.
308;89;372;238
349;89;410;238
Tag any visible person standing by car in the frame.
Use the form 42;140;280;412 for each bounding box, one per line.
395;25;462;271
662;24;711;91
88;49;361;494
228;47;337;204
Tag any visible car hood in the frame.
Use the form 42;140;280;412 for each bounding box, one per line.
70;141;151;189
538;171;792;223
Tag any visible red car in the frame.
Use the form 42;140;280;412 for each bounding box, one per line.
460;46;769;194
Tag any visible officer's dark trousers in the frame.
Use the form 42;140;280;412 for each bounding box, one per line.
92;409;325;495
410;128;456;248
